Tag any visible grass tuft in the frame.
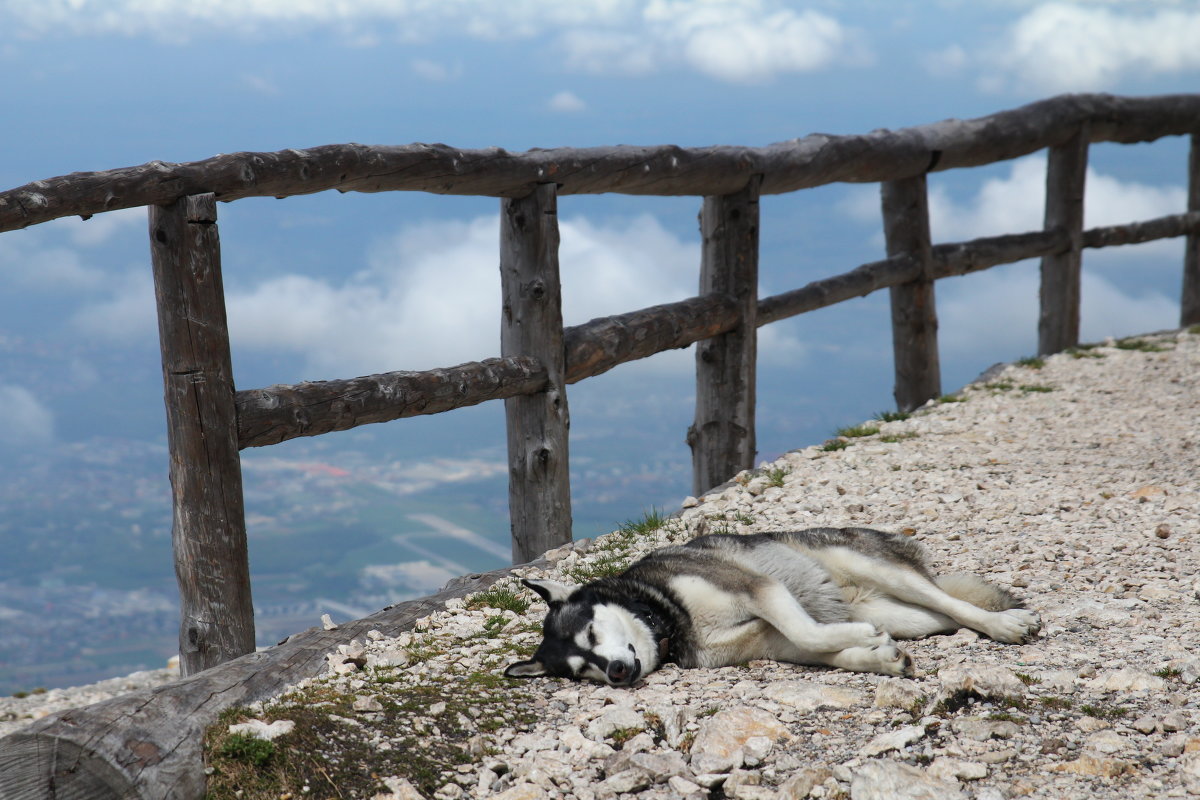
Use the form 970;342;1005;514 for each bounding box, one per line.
1017;356;1045;369
875;410;910;423
217;733;277;768
764;465;791;487
835;423;880;438
1115;337;1168;353
466;584;530;615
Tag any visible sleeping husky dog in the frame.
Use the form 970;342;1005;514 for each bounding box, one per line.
505;528;1039;686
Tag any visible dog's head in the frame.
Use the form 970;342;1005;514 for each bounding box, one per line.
503;579;660;686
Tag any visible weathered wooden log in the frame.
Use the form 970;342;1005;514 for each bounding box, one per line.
689;176;762;496
149;194;255;676
1183;134;1200;326
4;94;1200;232
0;565;526;800
501;184;573;563
931;229;1069;277
235;356;548;448
1081;211;1200;249
564;293;740;384
757;254;920;325
1039;126;1089;355
882;175;941;412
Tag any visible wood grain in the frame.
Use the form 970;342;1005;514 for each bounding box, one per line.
500;184;573;563
1038;125;1089;355
149;194;255;676
882;175;941;412
689;176;761;496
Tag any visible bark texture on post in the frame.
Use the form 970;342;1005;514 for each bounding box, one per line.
882;175;941;412
500;183;572;563
689;176;762;496
1183;133;1200;326
149;193;255;676
1039;126;1089;354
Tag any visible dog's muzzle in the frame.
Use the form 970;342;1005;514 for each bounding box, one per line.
606;658;640;685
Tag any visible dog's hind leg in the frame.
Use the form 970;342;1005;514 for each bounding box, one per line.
846;591;959;639
750;582;897;652
826;553;1040;643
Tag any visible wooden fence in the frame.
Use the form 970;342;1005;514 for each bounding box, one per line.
1;93;1199;687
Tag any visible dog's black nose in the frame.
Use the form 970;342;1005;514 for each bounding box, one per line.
606;660;632;684
606;658;641;685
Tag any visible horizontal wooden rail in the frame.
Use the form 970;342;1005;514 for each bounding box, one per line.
236;211;1200;450
1081;210;1200;249
564;293;739;383
236;356;548;448
4;94;1200;232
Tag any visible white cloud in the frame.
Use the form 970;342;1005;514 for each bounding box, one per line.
653;2;856;83
411;58;461;82
939;266;1178;360
562;1;861;83
360;560;459;593
71;270;156;341
0;384;55;447
982;3;1200;93
548;90;587;113
0;207;141;292
3;1;865;83
921;44;967;78
560;29;658;76
223;213;705;378
240;72;280;95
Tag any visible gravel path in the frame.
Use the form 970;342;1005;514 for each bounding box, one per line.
4;328;1199;799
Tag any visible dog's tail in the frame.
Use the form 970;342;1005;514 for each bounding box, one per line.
935;573;1023;612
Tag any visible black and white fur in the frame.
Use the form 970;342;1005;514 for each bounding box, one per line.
505;528;1040;686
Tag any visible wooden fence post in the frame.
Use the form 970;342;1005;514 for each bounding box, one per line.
689;175;762;496
1039;125;1089;354
149;193;255;676
500;183;572;563
1182;132;1200;327
882;174;941;412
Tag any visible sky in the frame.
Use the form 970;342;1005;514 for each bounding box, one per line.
1;1;1199;566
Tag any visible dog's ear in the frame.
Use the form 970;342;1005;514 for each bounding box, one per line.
521;578;575;606
504;659;548;679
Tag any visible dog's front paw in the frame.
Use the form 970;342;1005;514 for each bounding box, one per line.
872;641;915;677
984;608;1041;643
